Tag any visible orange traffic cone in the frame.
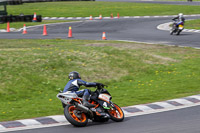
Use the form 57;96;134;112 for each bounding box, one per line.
117;13;120;19
32;12;37;22
89;15;93;20
110;13;113;19
7;22;10;32
102;32;107;40
43;25;47;36
68;26;72;38
99;14;102;20
22;24;27;34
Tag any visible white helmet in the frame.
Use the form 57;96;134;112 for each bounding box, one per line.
178;13;183;18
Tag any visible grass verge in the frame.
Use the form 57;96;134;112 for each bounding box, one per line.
0;20;75;30
6;2;200;17
0;39;200;121
185;19;200;30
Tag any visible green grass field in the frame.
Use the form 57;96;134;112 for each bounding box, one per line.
6;2;200;17
0;39;200;121
0;1;200;122
185;19;200;30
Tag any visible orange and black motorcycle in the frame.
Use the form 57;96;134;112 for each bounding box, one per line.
57;84;124;127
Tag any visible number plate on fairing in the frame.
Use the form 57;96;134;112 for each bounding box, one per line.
179;25;183;30
98;94;111;103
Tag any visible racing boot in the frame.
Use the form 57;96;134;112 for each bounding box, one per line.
82;95;95;108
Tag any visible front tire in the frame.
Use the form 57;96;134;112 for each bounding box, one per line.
107;103;124;122
64;105;88;127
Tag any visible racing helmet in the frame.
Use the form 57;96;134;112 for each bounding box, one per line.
178;13;183;18
68;71;81;80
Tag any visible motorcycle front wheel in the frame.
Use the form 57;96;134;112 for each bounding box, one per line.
107;103;124;122
64;105;88;127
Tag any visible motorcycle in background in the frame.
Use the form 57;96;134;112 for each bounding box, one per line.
170;20;184;35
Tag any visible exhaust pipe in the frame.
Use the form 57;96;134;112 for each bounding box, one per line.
74;103;91;113
74;103;94;118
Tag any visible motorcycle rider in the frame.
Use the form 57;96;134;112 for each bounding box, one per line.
172;13;185;27
63;71;102;108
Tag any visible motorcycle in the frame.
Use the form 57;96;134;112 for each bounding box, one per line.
57;84;124;127
170;20;184;35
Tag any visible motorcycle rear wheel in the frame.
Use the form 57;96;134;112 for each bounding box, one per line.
108;103;124;122
176;30;181;35
64;105;88;127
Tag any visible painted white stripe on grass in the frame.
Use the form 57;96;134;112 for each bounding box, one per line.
169;99;193;105
153;102;175;108
133;105;154;111
47;115;67;123
17;119;41;126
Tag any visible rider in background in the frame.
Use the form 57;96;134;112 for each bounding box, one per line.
172;13;185;26
63;71;101;108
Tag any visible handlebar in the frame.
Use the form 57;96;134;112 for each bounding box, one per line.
96;83;107;90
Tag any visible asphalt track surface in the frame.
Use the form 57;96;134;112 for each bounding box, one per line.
6;105;200;133
0;16;200;48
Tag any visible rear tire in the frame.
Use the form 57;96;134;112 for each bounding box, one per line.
64;105;88;127
176;30;181;35
107;103;124;122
